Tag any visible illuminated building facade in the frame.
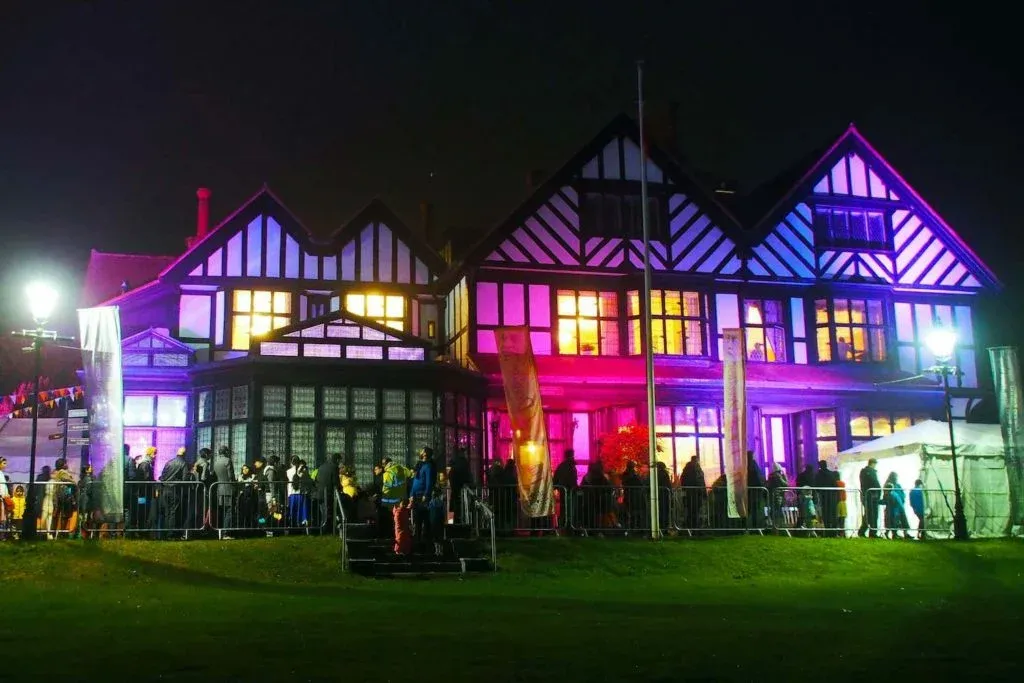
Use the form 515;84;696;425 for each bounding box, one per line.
83;115;999;483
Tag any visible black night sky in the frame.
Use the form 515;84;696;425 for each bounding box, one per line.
1;1;1021;349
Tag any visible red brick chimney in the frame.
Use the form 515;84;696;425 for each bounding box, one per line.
196;187;211;239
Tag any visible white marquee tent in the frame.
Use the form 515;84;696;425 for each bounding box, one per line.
833;420;1011;538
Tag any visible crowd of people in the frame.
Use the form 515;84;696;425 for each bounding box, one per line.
483;449;927;538
1;443;926;542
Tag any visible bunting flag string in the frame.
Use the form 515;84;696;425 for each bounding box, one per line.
0;385;85;418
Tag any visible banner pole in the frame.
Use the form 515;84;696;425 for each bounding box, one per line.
637;60;661;540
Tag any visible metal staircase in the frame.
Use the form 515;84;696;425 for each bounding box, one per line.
336;491;496;577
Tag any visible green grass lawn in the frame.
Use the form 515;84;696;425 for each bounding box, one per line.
3;536;1022;681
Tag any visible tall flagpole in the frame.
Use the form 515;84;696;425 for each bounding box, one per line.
637;60;661;540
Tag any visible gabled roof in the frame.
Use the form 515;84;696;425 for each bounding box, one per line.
81;250;176;308
121;327;196;354
744;124;1001;289
262;308;431;349
329;199;448;276
443;114;745;287
158;186;446;284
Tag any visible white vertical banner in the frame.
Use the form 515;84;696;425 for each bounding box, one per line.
78;306;125;523
723;328;748;519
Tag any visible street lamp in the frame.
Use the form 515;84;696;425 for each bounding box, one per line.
926;321;970;541
12;281;72;541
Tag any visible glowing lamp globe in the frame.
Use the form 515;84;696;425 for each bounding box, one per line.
26;281;58;324
926;324;957;362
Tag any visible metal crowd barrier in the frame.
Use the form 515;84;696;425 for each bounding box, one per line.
0;480;81;539
123;481;206;538
206;481;332;537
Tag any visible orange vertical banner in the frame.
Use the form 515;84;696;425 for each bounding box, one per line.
723;328;748;519
495;326;554;518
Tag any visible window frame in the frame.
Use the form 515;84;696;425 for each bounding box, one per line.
740;297;789;363
627;288;710;357
577;181;669;241
814;296;890;364
344;292;407;332
812;203;892;251
230;289;293;351
555;289;621;356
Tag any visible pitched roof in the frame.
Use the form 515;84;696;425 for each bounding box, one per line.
81;250;177;308
442;113;743;287
739;124;1001;290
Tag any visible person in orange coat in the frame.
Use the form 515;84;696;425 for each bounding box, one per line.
393;498;413;555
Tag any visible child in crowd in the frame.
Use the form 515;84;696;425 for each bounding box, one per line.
393;498;413;556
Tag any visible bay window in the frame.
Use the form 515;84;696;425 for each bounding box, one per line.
815;297;887;362
556;290;619;356
344;293;406;331
742;299;787;362
627;289;708;356
232;290;292;350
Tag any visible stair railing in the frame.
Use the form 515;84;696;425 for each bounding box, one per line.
335;489;349;572
463;488;497;572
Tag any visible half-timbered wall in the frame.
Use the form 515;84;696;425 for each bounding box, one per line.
482;136;743;276
171;203;441;358
753;151;985;290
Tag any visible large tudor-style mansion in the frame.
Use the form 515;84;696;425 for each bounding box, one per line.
82;115;1000;486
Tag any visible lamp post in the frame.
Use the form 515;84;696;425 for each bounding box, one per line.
926;321;970;541
11;282;68;541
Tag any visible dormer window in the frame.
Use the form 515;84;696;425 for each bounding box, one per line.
814;206;888;249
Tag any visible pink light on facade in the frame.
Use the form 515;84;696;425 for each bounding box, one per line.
196;188;211;239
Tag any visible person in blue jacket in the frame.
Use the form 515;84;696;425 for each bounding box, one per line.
909;479;926;539
409;446;436;549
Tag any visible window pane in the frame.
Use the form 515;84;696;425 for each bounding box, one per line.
232;315;251;350
664;290;681;317
683;292;701;317
628;291;640;316
322;387;348;420
198;391;213;422
579;319;599;355
558;318;577;354
290;422;316;465
674;406;696;431
385;295;404;318
156;395;188;428
351;388;378;420
231;386;248;419
345;294;365;316
628;319;641;355
234;290;251;313
871;413;893;435
261;422;286;459
665;318;683;355
124;395;155;427
556;291;576;316
273;291;290;313
215;389;230;421
366;295;385;318
697;407;718;434
291;386;315;419
814;300;829;324
834;299;850;324
850;411;871;438
263;386;287;418
600;320;619;356
383;389;406;420
815;410;836;438
410;390;434;421
816;327;832;361
599;292;617;317
578;292;598;317
253;291;272;313
649;290;663;316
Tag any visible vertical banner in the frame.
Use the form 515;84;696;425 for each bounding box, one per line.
723;328;747;519
495;326;554;517
78;306;125;523
989;346;1024;530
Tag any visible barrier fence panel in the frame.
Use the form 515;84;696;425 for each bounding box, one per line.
0;481;82;539
667;486;772;534
207;481;332;537
480;484;564;535
122;481;206;538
